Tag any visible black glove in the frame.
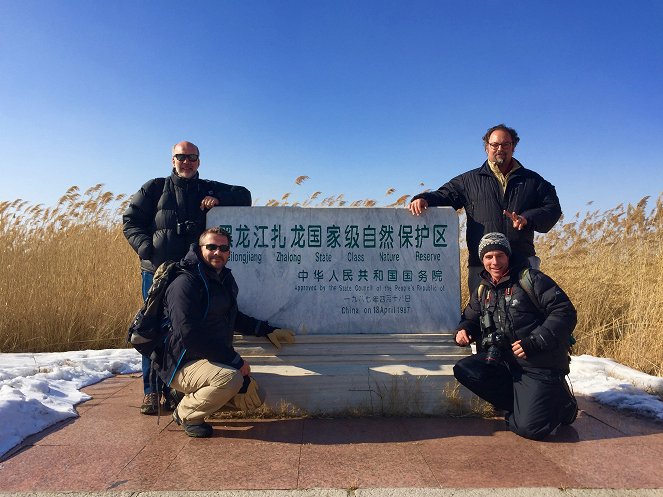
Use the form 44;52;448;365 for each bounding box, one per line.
519;336;540;357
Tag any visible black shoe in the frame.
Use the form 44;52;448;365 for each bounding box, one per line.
561;400;578;425
172;410;213;438
561;378;578;425
140;393;159;415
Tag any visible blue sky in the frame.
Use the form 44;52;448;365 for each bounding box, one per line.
1;0;661;218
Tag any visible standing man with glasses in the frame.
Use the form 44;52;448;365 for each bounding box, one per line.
123;140;252;415
409;124;562;293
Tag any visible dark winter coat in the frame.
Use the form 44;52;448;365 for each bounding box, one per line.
157;245;274;386
456;261;576;373
412;160;561;266
122;169;251;273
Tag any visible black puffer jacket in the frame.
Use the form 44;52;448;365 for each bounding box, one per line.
123;169;251;273
157;245;274;386
412;160;561;266
456;262;576;373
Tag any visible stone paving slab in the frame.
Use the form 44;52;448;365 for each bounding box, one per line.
0;375;662;493
1;490;663;497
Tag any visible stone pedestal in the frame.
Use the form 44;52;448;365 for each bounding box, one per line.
207;207;470;414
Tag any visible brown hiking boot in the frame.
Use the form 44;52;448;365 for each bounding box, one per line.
140;393;159;415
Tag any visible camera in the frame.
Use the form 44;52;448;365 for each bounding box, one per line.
480;310;511;365
176;220;197;236
481;331;511;365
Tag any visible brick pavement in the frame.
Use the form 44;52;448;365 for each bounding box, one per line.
1;374;662;492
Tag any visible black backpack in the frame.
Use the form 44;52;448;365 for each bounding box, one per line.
127;261;184;364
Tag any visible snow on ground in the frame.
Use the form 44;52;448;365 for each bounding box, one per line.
0;349;141;458
0;349;661;459
569;354;663;421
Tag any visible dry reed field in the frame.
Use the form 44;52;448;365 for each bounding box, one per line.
1;183;661;377
0;185;138;353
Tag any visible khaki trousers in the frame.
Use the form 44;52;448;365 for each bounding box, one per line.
170;359;244;424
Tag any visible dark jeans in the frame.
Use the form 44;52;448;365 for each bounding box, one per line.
453;353;576;440
141;271;168;397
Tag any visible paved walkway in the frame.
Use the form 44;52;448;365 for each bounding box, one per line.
1;374;662;494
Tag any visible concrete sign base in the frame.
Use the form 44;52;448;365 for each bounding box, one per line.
235;333;472;415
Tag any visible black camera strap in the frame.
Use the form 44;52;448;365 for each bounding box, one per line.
173;179;189;226
497;285;516;341
480;284;515;341
479;287;497;334
481;287;499;315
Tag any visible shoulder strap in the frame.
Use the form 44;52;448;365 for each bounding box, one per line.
518;268;544;314
192;262;210;321
146;177;168;214
476;282;493;315
477;281;488;302
143;260;178;315
148;176;167;196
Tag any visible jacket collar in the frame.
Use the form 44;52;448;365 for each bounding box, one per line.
479;269;511;287
478;158;525;177
170;168;200;188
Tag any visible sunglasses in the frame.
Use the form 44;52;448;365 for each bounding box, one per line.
201;243;230;252
174;153;199;162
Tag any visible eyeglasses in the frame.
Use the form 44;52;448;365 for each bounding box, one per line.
488;142;513;150
201;243;230;252
174;153;199;162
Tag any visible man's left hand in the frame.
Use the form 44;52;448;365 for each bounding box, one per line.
266;328;296;349
200;196;219;211
504;210;527;230
455;329;472;346
239;361;251;376
512;340;527;359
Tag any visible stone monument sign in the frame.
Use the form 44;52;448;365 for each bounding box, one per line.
207;207;460;334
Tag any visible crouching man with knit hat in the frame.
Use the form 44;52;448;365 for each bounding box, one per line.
453;232;578;440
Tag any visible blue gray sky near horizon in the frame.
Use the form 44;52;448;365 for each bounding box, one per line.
1;0;661;219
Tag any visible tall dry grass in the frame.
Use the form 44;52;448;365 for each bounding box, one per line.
1;182;661;377
536;196;663;376
0;185;139;352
